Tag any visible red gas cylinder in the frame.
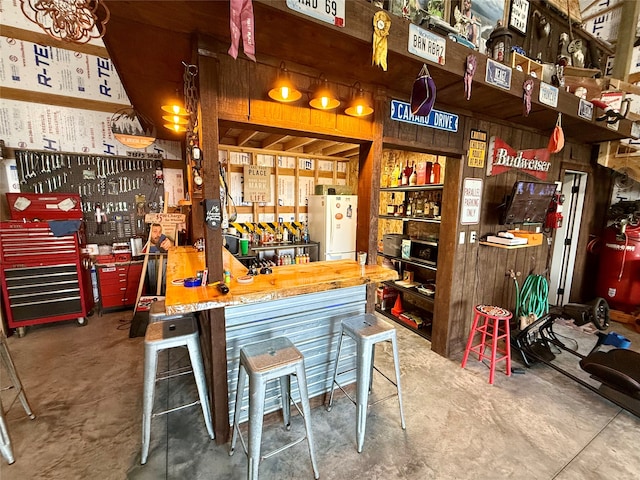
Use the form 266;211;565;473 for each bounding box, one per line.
595;223;640;313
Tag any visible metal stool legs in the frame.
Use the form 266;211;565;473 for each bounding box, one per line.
0;333;36;464
327;313;405;453
229;337;319;480
141;317;214;465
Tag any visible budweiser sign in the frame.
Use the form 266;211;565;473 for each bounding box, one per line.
487;137;551;180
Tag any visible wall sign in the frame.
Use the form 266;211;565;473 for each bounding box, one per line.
408;24;446;65
243;164;272;202
509;0;530;35
485;58;512;90
468;129;487;168
390;99;458;132
539;82;558;108
578;98;594;120
487;137;551;180
460;177;483;225
286;0;345;27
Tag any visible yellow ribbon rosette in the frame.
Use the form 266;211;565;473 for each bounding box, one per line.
372;11;391;71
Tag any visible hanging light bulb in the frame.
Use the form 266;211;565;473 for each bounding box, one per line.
345;83;374;117
268;62;302;103
309;75;340;110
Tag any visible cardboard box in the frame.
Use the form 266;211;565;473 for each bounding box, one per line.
510;230;543;246
376;285;398;311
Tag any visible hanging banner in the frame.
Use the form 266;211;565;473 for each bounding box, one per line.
487;137;551;180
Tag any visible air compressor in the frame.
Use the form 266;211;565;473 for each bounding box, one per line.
594;217;640;313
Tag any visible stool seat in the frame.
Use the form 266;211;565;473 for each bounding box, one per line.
461;304;513;384
141;316;214;464
327;313;405;453
149;300;190;323
230;337;319;480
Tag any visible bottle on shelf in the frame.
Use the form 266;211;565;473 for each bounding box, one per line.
427;192;435;218
302;222;310;243
386;193;396;216
409;162;417;185
401;161;409;186
390;163;400;188
425;161;433;184
275;223;283;243
433;158;441;184
405;192;413;217
395;193;405;217
433;192;441;218
415;192;425;217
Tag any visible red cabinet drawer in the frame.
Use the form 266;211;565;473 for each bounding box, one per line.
97;262;143;311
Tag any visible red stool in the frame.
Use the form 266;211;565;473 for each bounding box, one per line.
461;305;512;384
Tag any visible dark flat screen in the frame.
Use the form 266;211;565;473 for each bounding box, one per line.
501;181;556;225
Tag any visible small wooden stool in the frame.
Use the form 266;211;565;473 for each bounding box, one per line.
461;305;513;384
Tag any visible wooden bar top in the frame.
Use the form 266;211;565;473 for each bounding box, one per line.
164;246;398;314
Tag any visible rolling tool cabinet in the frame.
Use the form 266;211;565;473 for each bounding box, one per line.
0;194;94;335
96;261;144;312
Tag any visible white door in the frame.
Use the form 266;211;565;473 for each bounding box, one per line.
548;171;587;306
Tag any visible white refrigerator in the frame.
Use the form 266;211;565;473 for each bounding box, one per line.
308;195;358;261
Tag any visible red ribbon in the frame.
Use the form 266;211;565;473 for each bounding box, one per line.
229;0;256;61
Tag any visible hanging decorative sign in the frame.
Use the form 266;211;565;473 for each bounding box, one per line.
204;199;222;230
243;165;271;202
408;24;446;65
485;58;512;90
468;129;487;168
508;0;530;35
578;98;594;120
286;0;345;27
487;136;551;180
460;177;483;225
390;99;458;132
539;82;558;107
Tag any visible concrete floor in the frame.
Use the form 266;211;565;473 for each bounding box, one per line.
1;309;640;480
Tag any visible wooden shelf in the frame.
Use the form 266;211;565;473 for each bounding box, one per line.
375;307;432;341
479;241;535;249
380;184;443;192
511;52;543;78
381;280;435;304
378;215;441;223
376;252;438;271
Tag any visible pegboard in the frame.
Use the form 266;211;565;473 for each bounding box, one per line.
13;149;166;245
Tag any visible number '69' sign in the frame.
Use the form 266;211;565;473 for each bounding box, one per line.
286;0;345;27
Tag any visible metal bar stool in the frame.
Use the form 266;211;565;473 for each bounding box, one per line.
326;313;406;453
141;315;214;464
149;299;186;323
229;336;319;480
0;331;36;465
461;304;513;384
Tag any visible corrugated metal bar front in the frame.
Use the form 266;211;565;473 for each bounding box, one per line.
225;285;366;425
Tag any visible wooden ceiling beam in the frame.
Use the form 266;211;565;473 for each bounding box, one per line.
261;134;288;149
237;129;260;147
283;137;316;151
323;143;358;156
304;140;335;154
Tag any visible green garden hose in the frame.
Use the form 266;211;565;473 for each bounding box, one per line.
517;274;549;320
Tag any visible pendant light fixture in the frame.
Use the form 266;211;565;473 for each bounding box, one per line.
309;74;340;110
161;92;189;133
345;82;373;117
268;62;302;103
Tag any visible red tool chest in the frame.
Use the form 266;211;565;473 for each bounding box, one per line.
0;193;94;334
96;261;143;311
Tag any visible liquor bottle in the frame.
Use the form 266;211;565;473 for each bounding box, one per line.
415;192;424;217
275;223;283;243
409;162;417;185
386;193;396;216
433;192;441;218
401;161;409;186
405;192;413;217
390;163;400;188
302;222;310;243
427;192;435;218
395;194;405;217
433;158;441;184
425;162;433;184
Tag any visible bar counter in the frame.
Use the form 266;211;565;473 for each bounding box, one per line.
164;246;398;442
164;246;397;314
